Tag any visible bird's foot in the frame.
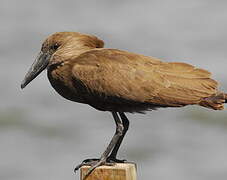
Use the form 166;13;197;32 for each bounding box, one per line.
74;157;127;179
74;157;112;180
107;156;127;163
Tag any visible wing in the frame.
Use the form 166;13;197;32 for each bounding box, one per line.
71;49;218;107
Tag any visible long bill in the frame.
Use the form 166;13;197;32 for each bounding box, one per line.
21;51;50;89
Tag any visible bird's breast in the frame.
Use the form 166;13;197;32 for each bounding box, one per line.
47;65;85;103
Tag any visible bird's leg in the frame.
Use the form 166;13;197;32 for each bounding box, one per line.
108;112;129;163
74;112;124;179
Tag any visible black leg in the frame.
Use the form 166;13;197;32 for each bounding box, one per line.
75;112;124;180
108;112;129;161
99;112;124;160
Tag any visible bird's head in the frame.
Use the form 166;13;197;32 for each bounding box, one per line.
21;32;103;89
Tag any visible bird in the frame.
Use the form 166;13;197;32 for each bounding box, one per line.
21;32;227;178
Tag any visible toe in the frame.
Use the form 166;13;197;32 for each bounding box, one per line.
82;158;107;179
107;156;127;163
74;158;100;173
82;158;100;163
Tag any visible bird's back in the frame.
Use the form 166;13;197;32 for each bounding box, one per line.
69;48;226;112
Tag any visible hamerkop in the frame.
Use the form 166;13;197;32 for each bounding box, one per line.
21;32;227;178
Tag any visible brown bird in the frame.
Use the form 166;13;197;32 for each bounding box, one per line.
21;32;227;178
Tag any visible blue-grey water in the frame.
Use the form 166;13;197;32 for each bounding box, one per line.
1;0;227;180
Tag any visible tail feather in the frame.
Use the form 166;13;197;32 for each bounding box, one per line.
199;92;227;110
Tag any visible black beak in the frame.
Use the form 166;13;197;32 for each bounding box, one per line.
21;51;50;89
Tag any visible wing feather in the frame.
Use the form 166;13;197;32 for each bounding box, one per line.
71;49;218;107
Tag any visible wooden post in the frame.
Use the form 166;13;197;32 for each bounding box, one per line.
80;163;137;180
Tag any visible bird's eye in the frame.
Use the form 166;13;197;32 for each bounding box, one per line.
51;43;59;50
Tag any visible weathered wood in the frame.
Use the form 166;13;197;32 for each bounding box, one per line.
80;163;137;180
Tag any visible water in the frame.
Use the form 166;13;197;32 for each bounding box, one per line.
1;0;227;179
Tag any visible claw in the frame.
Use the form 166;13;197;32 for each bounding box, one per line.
74;156;127;175
74;159;97;173
82;158;106;180
74;157;120;180
74;163;85;173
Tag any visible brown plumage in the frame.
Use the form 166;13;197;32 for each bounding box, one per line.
40;32;226;112
21;32;227;178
